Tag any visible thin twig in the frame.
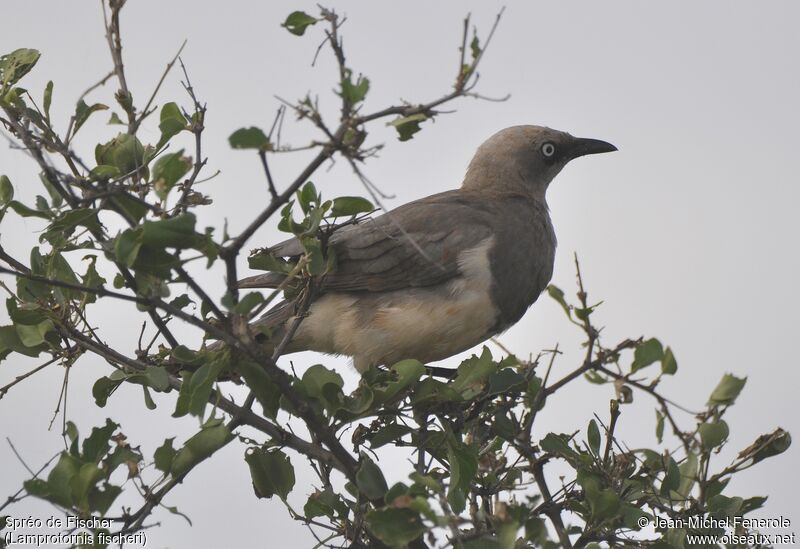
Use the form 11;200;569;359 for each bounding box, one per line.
0;356;60;399
132;39;187;133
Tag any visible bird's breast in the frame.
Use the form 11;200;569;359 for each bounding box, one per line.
488;201;557;330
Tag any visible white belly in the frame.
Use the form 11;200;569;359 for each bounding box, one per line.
289;238;498;372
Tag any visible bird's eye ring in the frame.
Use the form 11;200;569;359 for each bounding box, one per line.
541;142;556;158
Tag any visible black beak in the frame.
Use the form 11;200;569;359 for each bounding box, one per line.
568;137;618;160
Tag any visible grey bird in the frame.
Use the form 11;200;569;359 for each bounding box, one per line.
236;125;616;373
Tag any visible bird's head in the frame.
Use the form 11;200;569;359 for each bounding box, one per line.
462;125;617;201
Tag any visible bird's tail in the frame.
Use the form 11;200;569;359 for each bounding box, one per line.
249;300;296;349
204;300;295;355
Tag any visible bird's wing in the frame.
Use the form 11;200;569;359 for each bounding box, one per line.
239;191;493;293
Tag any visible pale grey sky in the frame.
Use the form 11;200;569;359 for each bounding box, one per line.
1;1;798;547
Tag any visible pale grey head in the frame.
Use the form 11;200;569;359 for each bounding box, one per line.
462;125;617;201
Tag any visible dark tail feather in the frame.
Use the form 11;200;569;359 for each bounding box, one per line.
205;300;295;353
250;300;295;348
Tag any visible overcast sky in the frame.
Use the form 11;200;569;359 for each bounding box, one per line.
2;1;799;547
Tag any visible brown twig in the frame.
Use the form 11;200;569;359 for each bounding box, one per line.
132;39;187;133
0;356;61;400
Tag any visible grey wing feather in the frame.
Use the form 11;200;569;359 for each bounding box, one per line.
238;190;493;293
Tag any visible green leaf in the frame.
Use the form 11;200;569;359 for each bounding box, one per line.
631;338;663;373
228;126;270;150
141;212;198;248
527;376;543;407
82;419;118;463
282;11;318;36
169;293;193;310
540;433;579;462
470;35;481;60
39;172;63;209
6;298;46;325
304;488;349;520
331;196;374;217
245;447;295;500
248;249;292;273
301;364;344;400
114;193;147;222
114;228;143;267
699;420;729;449
339;69;370;105
80;256;106;304
655;410;665;443
741;496;767;513
487;368;525;396
71;462;105;512
0;325;48;360
707;494;744;518
587;419;601;455
173;353;227;418
45;452;81;507
708;373;747;406
72;100;108;136
44;208;101;242
231;292;264;315
7;199;51;219
15;319;54;347
88;482;122;515
300;235;327;275
170;418;232;477
369;423;414;449
154;438;176;473
95;133;146;178
340;385;374;415
236;360;281;419
661;346;678;375
66;422;81;447
142;386;157;409
0;48;41;89
297;181;318;214
660;456;680;496
366;508;426;547
574;302;600;321
586;487;621;521
108;111;125;125
43;80;53;121
451;346;497;399
373;359;425;404
152;150;192;200
705;478;729;500
0;175;13;206
546;284;571;318
621;504;649;531
92;375;123;407
388;113;427;142
747;429;792;464
356;455;388;500
492;410;516;440
447;439;478;514
90;164;121;179
157;102;188;148
138;366;171;392
172;344;203;364
676;451;698;498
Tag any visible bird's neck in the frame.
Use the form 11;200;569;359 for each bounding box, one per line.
462;160;550;204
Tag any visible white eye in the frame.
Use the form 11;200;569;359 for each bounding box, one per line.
541;142;556;157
